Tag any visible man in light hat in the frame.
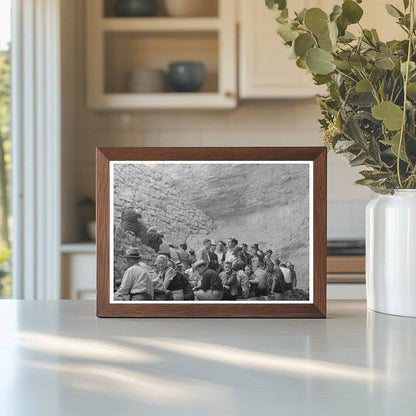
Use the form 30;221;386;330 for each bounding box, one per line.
114;247;154;301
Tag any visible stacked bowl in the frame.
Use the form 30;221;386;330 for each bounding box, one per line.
127;68;167;93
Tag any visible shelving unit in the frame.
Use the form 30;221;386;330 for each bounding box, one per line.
86;0;237;109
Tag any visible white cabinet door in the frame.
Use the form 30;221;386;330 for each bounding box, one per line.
238;0;403;99
239;0;321;99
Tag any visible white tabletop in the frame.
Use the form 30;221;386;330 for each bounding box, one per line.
0;300;415;416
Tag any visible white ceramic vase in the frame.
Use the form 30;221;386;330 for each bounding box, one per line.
366;190;416;317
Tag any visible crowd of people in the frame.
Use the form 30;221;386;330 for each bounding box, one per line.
114;232;299;302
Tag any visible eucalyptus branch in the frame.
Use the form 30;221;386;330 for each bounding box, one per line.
397;0;415;188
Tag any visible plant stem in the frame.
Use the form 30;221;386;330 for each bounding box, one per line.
397;0;415;188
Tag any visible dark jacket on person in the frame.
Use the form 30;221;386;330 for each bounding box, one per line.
147;231;163;252
201;269;223;292
166;272;183;291
207;250;219;271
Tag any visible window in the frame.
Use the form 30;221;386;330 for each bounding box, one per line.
0;0;11;298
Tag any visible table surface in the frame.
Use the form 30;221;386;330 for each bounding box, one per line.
0;300;415;416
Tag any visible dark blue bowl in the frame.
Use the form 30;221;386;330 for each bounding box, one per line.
169;62;205;93
114;0;158;17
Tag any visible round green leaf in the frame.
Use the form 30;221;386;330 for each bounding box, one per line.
306;48;335;75
294;33;315;57
356;79;372;92
342;0;363;24
277;23;299;42
304;8;329;35
407;82;416;99
371;101;403;131
318;32;333;52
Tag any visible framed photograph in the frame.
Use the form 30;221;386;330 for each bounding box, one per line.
96;147;327;318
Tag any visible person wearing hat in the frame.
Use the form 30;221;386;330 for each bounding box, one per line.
114;247;154;301
193;260;224;301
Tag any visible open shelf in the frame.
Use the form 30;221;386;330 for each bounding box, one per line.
86;0;236;109
104;31;219;94
101;17;221;32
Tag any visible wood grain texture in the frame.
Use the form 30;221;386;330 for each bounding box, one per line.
327;256;365;274
96;147;327;318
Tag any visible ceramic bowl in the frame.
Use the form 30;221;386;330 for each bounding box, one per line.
168;62;205;93
127;68;167;93
114;0;158;17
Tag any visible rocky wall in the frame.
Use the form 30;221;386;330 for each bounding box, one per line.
113;163;217;246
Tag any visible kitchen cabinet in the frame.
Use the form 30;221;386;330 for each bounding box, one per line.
238;0;404;99
86;0;237;109
239;0;324;99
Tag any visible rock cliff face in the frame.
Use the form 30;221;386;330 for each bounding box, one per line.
113;163;216;244
165;163;311;290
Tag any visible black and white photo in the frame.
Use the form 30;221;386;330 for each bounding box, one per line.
110;161;313;303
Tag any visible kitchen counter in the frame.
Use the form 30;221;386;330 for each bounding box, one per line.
0;300;415;415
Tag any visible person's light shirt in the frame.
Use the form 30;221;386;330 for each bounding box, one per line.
115;264;154;298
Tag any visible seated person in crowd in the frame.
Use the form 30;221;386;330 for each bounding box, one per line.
266;260;286;297
137;257;167;300
176;243;191;269
172;260;194;301
225;238;238;263
196;239;211;265
287;262;297;288
185;261;202;289
233;260;250;299
280;262;294;291
214;241;226;268
264;249;273;262
207;242;220;271
240;244;251;266
193;260;224;301
188;249;197;265
156;255;184;301
246;264;268;297
114;247;154;301
219;261;239;300
250;244;262;271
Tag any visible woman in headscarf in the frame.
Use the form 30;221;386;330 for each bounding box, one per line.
155;255;184;301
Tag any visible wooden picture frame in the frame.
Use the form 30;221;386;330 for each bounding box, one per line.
96;147;327;318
